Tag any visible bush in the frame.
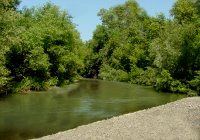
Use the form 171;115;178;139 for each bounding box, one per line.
3;3;85;93
176;84;190;94
132;67;157;86
10;77;32;93
98;64;129;82
187;91;198;96
189;71;200;93
128;68;144;84
154;69;173;91
10;77;58;93
170;80;182;92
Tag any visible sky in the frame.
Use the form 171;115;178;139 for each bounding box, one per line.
19;0;176;41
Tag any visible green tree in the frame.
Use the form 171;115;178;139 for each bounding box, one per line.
148;0;200;94
0;0;21;93
88;0;200;95
170;0;198;23
5;3;85;92
87;0;152;81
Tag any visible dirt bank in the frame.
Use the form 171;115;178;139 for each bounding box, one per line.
33;97;200;140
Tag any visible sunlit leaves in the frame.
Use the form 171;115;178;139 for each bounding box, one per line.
0;0;21;90
3;3;84;92
170;0;198;23
88;0;200;95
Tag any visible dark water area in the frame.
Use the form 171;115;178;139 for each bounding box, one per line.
0;79;185;140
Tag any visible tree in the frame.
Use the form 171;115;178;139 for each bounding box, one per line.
0;0;21;93
87;0;151;80
148;0;200;93
87;0;200;95
170;0;198;23
5;3;85;92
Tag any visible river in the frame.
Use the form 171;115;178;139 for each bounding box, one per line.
0;79;185;140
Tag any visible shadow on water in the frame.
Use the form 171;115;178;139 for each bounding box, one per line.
0;79;186;140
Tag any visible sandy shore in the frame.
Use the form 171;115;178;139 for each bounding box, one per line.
33;97;200;140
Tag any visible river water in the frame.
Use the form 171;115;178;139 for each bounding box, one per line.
0;79;185;140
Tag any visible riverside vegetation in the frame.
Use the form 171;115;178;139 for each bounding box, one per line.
0;0;200;96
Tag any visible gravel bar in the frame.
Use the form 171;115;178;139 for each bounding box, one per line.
33;97;200;140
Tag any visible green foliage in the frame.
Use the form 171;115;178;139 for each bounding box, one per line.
170;80;182;93
128;68;144;82
132;67;156;86
86;0;154;79
0;0;21;93
10;77;58;93
170;0;198;23
98;65;129;82
0;2;85;93
0;0;200;96
189;71;200;93
85;0;200;95
154;70;173;92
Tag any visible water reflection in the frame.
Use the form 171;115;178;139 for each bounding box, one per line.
0;79;185;140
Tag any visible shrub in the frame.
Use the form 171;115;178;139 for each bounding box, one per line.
98;64;129;82
154;69;173;91
132;67;157;86
189;71;200;93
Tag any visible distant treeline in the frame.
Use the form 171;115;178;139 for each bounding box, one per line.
0;0;199;96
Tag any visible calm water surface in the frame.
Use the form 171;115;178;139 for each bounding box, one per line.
0;79;185;140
